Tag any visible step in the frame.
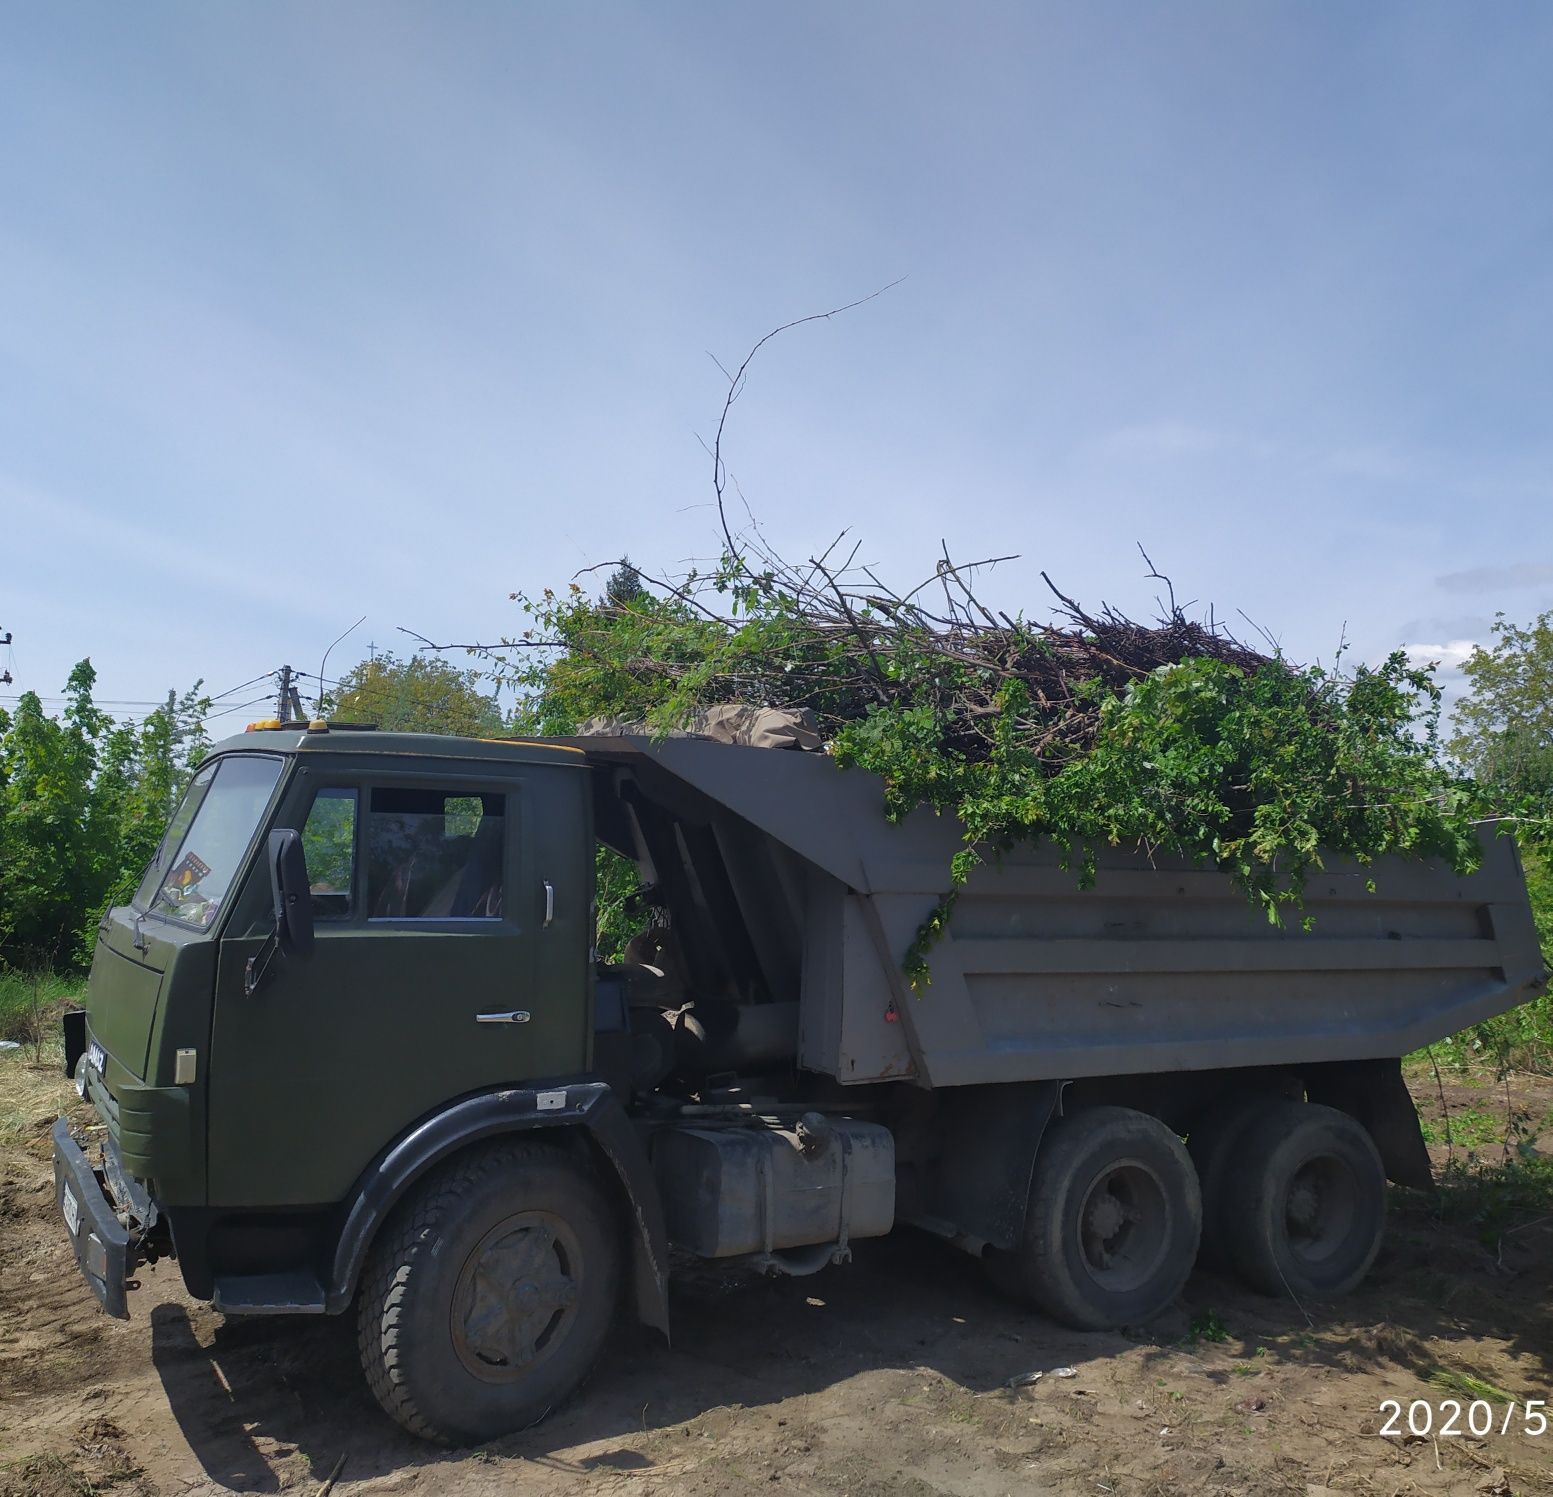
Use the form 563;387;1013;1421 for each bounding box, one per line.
212;1270;327;1315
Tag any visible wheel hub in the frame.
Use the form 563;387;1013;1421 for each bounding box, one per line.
1075;1160;1168;1290
1084;1190;1131;1245
1286;1180;1321;1232
453;1213;581;1380
1282;1155;1358;1262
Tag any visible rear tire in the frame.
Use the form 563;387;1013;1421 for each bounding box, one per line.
356;1140;620;1445
1221;1102;1386;1300
985;1106;1201;1330
1188;1093;1272;1271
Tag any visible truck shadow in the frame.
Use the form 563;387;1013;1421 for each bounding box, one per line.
149;1219;1553;1492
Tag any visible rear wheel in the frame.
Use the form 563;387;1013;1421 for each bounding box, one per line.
986;1106;1201;1330
356;1140;620;1445
1221;1102;1386;1300
1188;1093;1272;1271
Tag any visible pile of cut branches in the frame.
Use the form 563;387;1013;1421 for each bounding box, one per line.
461;538;1478;984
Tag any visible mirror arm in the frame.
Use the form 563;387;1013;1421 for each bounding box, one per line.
244;927;281;996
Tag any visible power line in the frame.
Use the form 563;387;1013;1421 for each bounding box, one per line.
200;695;275;725
0;695;171;708
204;670;279;703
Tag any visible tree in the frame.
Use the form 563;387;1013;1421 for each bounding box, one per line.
0;663;208;967
604;557;647;606
1448;610;1553;1067
1450;610;1553;804
330;652;504;737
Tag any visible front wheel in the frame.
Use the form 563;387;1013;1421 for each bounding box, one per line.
986;1106;1201;1330
356;1140;620;1445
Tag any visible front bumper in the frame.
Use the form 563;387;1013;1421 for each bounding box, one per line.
52;1119;132;1320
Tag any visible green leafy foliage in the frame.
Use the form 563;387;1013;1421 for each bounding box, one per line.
1429;610;1553;1070
329;651;503;737
491;553;1479;987
1449;610;1553;798
0;663;208;968
1186;1308;1232;1345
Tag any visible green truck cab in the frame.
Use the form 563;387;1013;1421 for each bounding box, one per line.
56;726;652;1441
54;723;1546;1444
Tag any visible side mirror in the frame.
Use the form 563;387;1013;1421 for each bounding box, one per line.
267;828;315;957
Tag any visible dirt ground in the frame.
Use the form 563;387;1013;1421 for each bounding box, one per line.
3;1053;1552;1497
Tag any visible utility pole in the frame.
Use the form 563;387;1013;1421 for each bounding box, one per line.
0;626;11;686
276;665;304;723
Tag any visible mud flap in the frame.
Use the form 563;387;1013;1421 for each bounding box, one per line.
1305;1058;1435;1192
918;1080;1065;1251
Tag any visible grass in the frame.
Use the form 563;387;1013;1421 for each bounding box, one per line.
1427;1368;1517;1403
0;969;79;1147
0;1451;97;1496
0;969;83;1054
1409;987;1553;1079
0;1039;75;1147
1394;1152;1553;1250
1417;1104;1505;1149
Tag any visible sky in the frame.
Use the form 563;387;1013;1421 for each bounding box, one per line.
3;2;1551;731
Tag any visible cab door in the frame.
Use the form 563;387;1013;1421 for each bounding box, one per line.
208;762;588;1209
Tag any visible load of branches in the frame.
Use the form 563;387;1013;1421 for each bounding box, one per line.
476;535;1478;982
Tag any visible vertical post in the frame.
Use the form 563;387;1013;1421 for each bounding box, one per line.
277;664;293;723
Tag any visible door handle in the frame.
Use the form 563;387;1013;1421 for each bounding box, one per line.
475;1010;531;1024
543;880;555;928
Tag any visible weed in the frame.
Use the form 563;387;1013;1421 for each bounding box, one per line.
1418;1105;1504;1149
1187;1308;1231;1345
1396;1153;1553;1249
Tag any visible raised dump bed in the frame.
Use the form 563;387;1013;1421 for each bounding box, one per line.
577;733;1546;1088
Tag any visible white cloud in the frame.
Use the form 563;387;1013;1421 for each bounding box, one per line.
1401;639;1479;673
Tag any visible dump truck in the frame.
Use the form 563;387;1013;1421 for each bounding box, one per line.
53;724;1546;1444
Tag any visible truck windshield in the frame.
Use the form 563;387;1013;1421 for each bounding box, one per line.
133;755;284;929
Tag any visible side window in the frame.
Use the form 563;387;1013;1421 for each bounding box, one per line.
302;788;358;920
367;788;505;920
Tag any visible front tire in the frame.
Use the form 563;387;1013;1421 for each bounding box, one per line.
1221;1101;1386;1300
356;1140;620;1445
986;1106;1201;1330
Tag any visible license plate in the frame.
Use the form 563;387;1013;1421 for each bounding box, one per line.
85;1040;106;1077
61;1182;81;1237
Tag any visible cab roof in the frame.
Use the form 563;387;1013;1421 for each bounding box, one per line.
208;727;587;768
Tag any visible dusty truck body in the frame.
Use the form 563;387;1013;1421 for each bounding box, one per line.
53;726;1546;1443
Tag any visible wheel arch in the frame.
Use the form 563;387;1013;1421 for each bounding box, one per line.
324;1081;670;1337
